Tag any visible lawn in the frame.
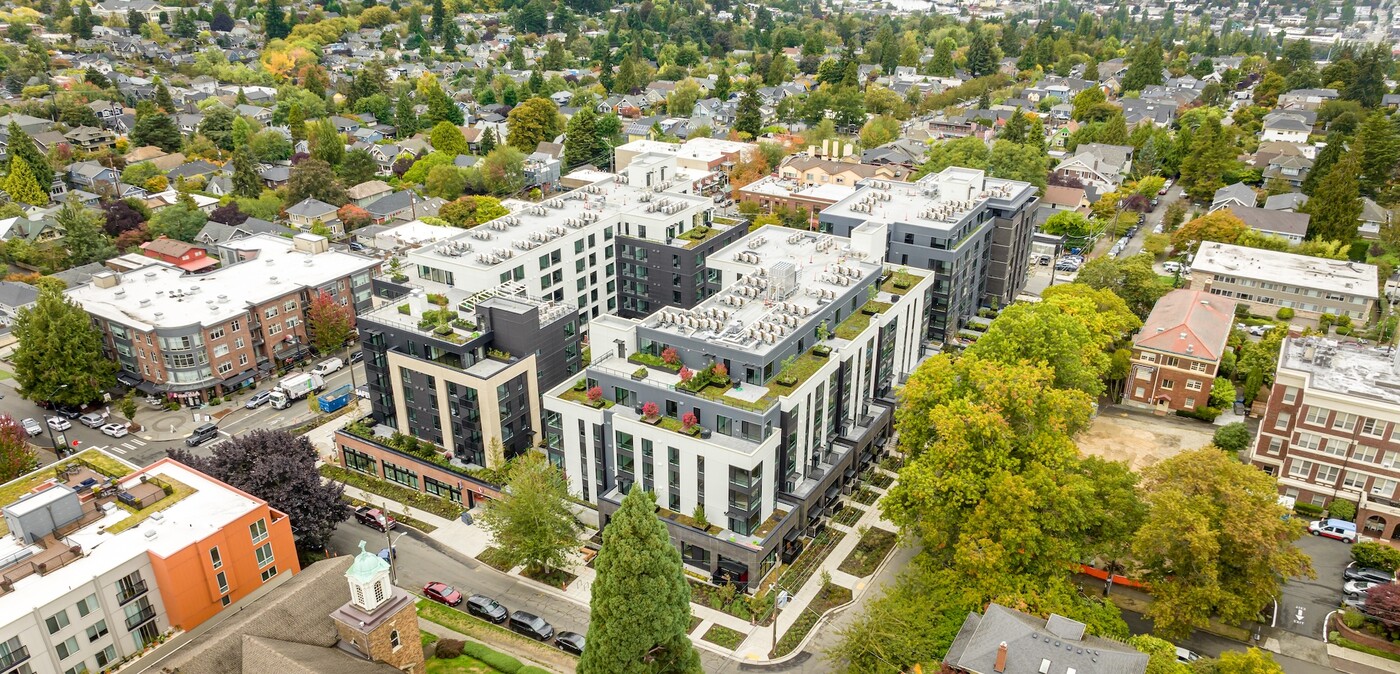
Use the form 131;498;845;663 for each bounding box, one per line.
702;624;747;650
416;599;580;659
106;477;196;534
838;527;899;578
425;656;499;673
476;546;515;573
0;450;135;536
834;301;893;340
775;529;846;592
832;505;864;528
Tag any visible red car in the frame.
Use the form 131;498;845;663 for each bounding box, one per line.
423;582;463;606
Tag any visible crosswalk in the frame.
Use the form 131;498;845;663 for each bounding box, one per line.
86;438;148;455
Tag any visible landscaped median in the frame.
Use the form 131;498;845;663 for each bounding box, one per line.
416;597;578;673
321;464;465;521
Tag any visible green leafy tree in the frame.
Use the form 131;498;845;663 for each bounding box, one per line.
1075;253;1168;319
12;285;116;406
1128;634;1190;674
480;453;581;574
424;164;465;199
286;159;348;206
578;484;701;674
1132;447;1313;640
4;121;53;193
859;115;900;149
307;290;353;356
1302;146;1363;242
0;416;37;482
1123;38;1165;91
667;78;702;117
3;157;47;206
1180;118;1235;202
564;106;599;170
147;202;208;242
986;140;1048;191
198;105;237;152
1043;211;1094;238
309;119;346;167
337;149;379;187
915;136;991;178
734;79;763;138
480;146;526;195
429;121;469;156
56;199;115;266
1214;648;1286;674
505;97;562;152
232;145;263;199
1212;422;1250;453
964;300;1128;396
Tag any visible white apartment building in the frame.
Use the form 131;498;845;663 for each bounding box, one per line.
1189;241;1378;321
543;224;934;588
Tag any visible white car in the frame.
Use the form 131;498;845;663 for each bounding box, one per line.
46;416;71;431
100;422;128;438
1175;647;1200;664
20;418;42;437
1345;580;1380;597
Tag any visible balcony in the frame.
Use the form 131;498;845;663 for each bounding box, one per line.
117;580;148;606
124;604;156;630
0;646;29;670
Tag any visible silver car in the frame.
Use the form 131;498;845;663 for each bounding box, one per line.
20;418;43;436
245;391;273;408
79;412;106;428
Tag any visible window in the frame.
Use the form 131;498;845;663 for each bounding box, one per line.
1362;418;1388;438
1334;413;1358;432
56;636;79;659
1316;465;1340;484
1189;361;1207;372
46;609;70;634
1322;438;1349;457
216;571;228;594
1294;433;1321;451
250;518;268;543
1304;406;1329;426
1354;445;1380;463
234;337;245;349
217;362;233;375
86;620;108;642
1344;471;1367;490
1372;478;1398;498
76;594;99;617
255;542;274;567
391;629;401;650
1287;459;1314;479
1274;412;1292;430
1184;397;1195;409
283;300;297;312
1267;437;1283;454
261;566;278;582
1185;380;1203;391
1281;386;1297;404
213;344;229;357
1160;379;1174;390
209;327;224;340
268;323;282;336
264;307;279;318
95;645;116;668
64;666;86;674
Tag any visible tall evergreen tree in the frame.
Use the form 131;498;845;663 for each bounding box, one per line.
714;66;731;100
929;38;955;77
263;0;289;40
734;79;763;138
3;157;47;206
154;79;174;113
1303;133;1345;197
395;94;417;138
965;28;997;77
1303;145;1364;242
287;102;307;143
480;127;497;155
5;121;53;192
308;119;345;167
1179;118;1232;202
130;101;183;153
55;198;115;266
127;7;144;35
564;106;599;169
1122;38;1165;91
72;2;93;40
429;0;445;37
12;285;116;407
578;486;702;674
1356;111;1398;200
232;145;263;198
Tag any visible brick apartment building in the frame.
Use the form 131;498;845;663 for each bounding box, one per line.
1123;289;1237;413
1250;337;1400;541
66;233;377;403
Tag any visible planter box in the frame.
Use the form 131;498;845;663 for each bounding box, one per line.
643;416;662;425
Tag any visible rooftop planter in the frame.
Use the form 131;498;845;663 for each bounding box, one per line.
677;363;729;393
628;351;682;373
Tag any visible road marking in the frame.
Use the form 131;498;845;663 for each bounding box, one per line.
129;438;146;446
120;443;135;450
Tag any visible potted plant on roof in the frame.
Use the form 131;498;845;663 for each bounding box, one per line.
586;386;604;408
813;320;831;357
641;401;660;424
681;412;699;436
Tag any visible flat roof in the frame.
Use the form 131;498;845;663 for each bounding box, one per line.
823;166;1036;232
1281;337;1400;405
67;234;379;331
0;458;263;626
1190;241;1378;298
643;225;881;357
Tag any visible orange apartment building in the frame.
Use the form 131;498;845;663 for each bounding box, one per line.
66;233;378;404
0;453;297;674
1123;289;1237;413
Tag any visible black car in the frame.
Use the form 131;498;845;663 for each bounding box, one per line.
1344;565;1395;584
466;594;508;623
555;631;585;655
348;241;366;252
509;611;554;641
51;404;84;419
349;350;364;363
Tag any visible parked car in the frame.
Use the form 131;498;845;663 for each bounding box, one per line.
245;391;273;408
378;547;396;562
46;416;71;431
354;505;396;532
185;422;220;447
1345;580;1380;597
21;418;43;437
509;611;554;641
1345;565;1395;584
1037;254;1052;265
1249;325;1271;336
1055;260;1080;272
348;241;366;252
349;350;364;363
555;631;586;655
79;412;106;428
1308;518;1358;543
50;404;84;419
1175;647;1200;664
100;422;128;438
311;358;344;376
1163;262;1184;274
466;594;509;623
1344;595;1370;612
423;582;462;606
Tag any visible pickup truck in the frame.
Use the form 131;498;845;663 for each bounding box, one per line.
354;506;397;532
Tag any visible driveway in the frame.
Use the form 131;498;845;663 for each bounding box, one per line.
1280;532;1356;638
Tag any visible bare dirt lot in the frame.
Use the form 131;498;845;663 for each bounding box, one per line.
1077;407;1219;470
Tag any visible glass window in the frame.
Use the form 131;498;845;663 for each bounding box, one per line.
255;542;274;567
86;620;108;643
46;609;70;634
261;566;278;581
76;594;99;617
56;637;79;660
249;519;268;544
1274;412;1291;430
217;571;228;594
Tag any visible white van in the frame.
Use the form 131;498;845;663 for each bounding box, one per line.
311;358;344;376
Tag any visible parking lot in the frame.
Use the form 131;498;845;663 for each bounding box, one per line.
1280;532;1356;638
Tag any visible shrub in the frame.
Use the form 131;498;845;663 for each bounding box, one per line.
713;362;728;378
1294;502;1325;517
661;347;679;365
1342;611;1367;629
679;366;693;381
1276;307;1294;320
1353;541;1400;572
587;386;603;403
462;641;522;673
642;401;659;418
1175;406;1222;422
1212;422;1250;452
519;668;553;674
1328;499;1358;522
435;638;464;658
682;412;698;429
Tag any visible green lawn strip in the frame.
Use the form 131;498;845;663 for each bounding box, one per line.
1332;635;1400;663
106;478;196;534
701;624;747;650
771;583;853;657
851;487;879;506
837;528;899;578
343;495;438;533
688;615;703;633
320;464;463;520
425;655;498;673
520;564;577;590
416;599;580;661
422;632;440;646
476;546;515;572
0;450;137;537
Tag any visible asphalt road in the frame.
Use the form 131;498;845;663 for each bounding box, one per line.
1117;607;1334;674
1283;532;1359;638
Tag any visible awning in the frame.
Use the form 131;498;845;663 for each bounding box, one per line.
116;372;141;387
843;468;856;480
176;257;219;272
824;484;840;500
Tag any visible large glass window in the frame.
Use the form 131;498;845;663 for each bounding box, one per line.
344;447;378;474
383;462;418;488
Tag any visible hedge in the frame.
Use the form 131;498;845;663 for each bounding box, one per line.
518;668;552;674
462;641;523;673
1295;502;1325;517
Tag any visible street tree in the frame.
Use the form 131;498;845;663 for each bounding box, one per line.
307;290;354;357
479;452;581;575
1213;649;1286;674
1073;253;1169;319
1171;210;1248;250
12;286;116;407
1132;447;1313;640
578;484;701;674
965;301;1122;396
0;416;36;482
170;430;347;550
1127;634;1190;674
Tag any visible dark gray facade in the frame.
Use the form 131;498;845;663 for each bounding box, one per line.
615;223;746;319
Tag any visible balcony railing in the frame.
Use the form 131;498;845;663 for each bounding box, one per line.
116;580;148;606
124;605;156;630
0;646;30;670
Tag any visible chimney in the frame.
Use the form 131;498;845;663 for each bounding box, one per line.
994;642;1008;673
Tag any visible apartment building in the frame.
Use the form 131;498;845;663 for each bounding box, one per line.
403;152;720;329
0;454;297;674
1250;337;1400;540
543;224;934;587
1123;289;1237;413
66;234;378;403
818;167;1039;341
1189;241;1378;321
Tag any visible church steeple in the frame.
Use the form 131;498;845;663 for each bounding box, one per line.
331;540;426;674
345;540;394;613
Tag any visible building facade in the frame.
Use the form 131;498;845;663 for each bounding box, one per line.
1189;241;1378;321
1250;337;1400;541
818;167;1038;341
0;455;297;674
544;225;934;587
66;234;377;403
1123;289;1236;413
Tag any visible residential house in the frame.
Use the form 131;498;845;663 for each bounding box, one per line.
363;191;443;225
1123;289;1237;414
1189;241;1376;321
140;236;219;273
86;99;125;121
1262;153;1312;189
0;281;38;327
1227;205;1310;244
1051;143;1134;192
1261;111;1314;143
1358;197;1392;240
777;156;911;189
68;161;120;190
285;198;341;234
1278;88;1339;110
1211;183;1258;212
1264;193;1309;212
346;180;394;208
943;604;1148;674
167;160;222;185
1039;184;1090;213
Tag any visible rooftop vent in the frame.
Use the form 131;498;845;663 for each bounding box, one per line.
139;299;151;307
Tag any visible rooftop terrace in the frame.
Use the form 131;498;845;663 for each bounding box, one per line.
824;167;1035;230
